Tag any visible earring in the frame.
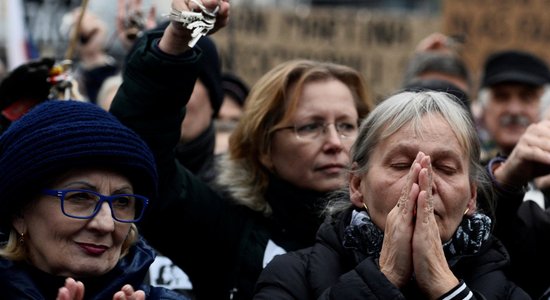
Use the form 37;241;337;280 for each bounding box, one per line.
363;203;368;212
18;232;25;244
463;208;469;215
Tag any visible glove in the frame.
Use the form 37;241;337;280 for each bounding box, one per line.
0;57;55;110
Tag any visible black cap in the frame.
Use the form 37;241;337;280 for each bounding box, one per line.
222;72;249;107
481;50;550;87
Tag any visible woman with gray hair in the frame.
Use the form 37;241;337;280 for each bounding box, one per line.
253;91;529;299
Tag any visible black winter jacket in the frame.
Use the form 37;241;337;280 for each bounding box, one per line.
491;184;550;299
254;207;531;300
0;237;188;299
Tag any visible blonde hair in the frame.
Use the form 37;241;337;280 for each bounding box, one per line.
0;224;139;262
219;59;373;214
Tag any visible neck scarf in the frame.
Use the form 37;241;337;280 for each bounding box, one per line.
342;209;492;259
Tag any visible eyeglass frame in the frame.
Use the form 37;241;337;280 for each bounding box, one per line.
42;189;149;223
273;121;359;141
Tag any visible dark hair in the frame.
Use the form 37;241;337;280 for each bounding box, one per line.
402;52;471;90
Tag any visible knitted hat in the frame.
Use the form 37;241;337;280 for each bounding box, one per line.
481;50;550;87
222;72;249;107
0;100;157;228
197;36;224;117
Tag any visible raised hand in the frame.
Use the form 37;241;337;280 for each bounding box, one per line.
414;32;463;54
159;0;230;54
117;0;158;50
494;120;550;188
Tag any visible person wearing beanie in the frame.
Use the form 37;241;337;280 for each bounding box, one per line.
478;49;550;298
0;99;188;299
215;72;250;154
127;20;224;184
175;35;225;184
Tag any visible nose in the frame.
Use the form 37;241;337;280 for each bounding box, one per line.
88;202;115;231
321;124;345;149
506;97;526;114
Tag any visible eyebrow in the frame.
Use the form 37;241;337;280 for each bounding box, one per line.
60;182;133;194
384;143;463;161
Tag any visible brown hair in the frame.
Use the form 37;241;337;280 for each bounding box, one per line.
223;59;373;212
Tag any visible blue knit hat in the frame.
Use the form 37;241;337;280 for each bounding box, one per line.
0;100;158;228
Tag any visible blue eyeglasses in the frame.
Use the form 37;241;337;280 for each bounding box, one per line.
42;189;148;223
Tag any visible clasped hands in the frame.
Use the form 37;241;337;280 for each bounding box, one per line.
378;152;459;297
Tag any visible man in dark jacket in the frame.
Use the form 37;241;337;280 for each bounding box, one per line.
480;50;550;298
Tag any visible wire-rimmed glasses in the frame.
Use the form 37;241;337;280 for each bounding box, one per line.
274;121;358;141
42;189;148;223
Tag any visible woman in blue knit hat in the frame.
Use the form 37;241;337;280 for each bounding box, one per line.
0;99;192;299
0;0;230;297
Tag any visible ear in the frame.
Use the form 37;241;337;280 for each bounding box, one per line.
259;153;274;170
349;163;365;209
465;181;477;216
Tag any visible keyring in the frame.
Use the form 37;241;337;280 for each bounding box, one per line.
167;1;219;47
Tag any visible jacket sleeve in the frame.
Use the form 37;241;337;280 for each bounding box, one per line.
487;161;550;297
109;30;241;296
254;251;313;300
317;257;403;299
110;29;200;173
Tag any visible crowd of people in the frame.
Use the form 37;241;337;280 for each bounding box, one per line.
2;0;550;299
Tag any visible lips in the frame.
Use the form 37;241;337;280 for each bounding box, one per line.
316;163;345;174
77;242;108;256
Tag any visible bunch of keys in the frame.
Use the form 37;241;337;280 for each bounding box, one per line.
168;0;219;47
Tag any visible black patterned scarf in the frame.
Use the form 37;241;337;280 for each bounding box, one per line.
342;209;492;259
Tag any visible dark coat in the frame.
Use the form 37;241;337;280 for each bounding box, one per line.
0;237;188;299
254;207;531;300
491;185;550;299
110;31;328;300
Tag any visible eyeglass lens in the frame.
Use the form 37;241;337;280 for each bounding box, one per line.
294;122;357;140
61;190;145;222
